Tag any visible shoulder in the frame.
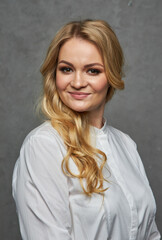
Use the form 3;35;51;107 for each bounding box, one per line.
16;121;67;177
24;120;60;140
106;125;145;171
107;125;137;149
19;121;66;163
13;122;69;206
22;121;64;148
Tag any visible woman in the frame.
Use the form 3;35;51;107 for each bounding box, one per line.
12;20;161;239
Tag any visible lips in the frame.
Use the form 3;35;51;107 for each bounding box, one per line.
68;91;91;100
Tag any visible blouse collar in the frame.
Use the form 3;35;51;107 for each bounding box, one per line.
90;118;108;136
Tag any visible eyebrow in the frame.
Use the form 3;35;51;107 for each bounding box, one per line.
58;60;104;68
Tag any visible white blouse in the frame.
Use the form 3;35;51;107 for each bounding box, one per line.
12;120;161;240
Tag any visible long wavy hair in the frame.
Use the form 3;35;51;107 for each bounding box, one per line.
40;19;124;196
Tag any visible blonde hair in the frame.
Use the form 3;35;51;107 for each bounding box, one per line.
40;19;124;196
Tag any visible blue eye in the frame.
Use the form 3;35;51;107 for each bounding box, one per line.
88;69;101;75
60;67;72;73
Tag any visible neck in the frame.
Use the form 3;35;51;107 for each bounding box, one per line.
86;107;105;129
88;112;104;129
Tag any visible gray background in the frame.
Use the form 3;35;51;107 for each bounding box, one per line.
0;0;161;239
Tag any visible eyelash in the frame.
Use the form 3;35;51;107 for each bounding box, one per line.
88;69;101;75
59;67;72;73
59;66;101;75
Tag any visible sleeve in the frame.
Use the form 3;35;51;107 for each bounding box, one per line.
148;221;161;240
12;134;72;240
126;136;161;239
134;146;161;239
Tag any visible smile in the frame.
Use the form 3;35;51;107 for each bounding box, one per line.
68;92;91;100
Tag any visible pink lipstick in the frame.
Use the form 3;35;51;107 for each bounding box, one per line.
68;92;90;100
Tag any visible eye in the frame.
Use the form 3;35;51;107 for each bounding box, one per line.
87;68;101;75
59;67;73;73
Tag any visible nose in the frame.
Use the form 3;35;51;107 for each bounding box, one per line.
70;71;87;89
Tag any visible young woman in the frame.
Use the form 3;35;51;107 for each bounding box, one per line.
12;19;161;240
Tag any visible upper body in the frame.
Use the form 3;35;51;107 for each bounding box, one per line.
12;19;161;240
12;120;160;240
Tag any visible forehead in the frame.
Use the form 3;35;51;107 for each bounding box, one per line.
58;37;103;64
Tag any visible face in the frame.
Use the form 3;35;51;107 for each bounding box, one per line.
56;37;109;118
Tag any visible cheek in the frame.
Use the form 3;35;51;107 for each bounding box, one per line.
56;77;62;91
55;72;67;91
93;78;109;94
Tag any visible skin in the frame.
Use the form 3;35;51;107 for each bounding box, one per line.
56;37;109;129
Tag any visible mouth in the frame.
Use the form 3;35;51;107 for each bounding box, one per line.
68;91;91;100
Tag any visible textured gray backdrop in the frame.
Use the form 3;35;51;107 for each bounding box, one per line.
0;0;161;239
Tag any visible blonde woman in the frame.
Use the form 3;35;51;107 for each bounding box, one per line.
12;20;160;240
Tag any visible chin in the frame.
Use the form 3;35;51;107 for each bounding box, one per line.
70;108;87;113
66;103;89;113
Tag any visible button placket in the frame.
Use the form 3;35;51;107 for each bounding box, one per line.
97;134;138;240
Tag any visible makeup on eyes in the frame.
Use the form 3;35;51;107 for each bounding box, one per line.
87;69;101;75
59;66;73;73
58;63;103;75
